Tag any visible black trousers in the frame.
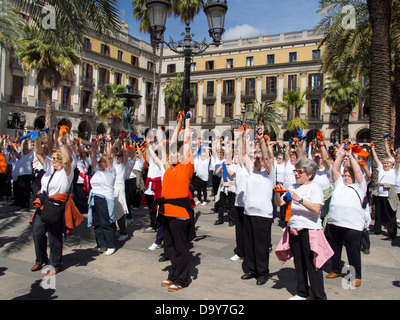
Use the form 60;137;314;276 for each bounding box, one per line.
72;183;88;214
217;191;235;223
145;194;157;230
32;211;64;271
234;206;245;258
374;196;397;238
328;224;362;279
14;174;32;208
195;176;208;202
289;228;327;300
0;173;6;200
161;215;191;287
243;215;272;279
92;196;115;249
125;177;141;212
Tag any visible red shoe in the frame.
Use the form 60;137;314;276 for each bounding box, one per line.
31;261;48;272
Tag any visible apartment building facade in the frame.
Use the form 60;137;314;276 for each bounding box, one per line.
0;26;370;144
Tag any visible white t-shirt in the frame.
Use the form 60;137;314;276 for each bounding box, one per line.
76;157;91;184
12;150;34;180
128;156;145;179
377;163;396;197
244;165;275;218
327;177;366;231
395;167;400;194
313;166;332;191
220;163;237;193
113;159;130;183
90;166;116;200
235;164;249;207
283;160;296;189
195;157;209;181
274;159;285;184
144;156;162;195
287;182;324;230
40;157;74;197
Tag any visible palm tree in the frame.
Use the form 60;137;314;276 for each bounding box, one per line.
367;0;392;161
0;0;26;51
277;90;308;131
250;100;283;137
17;25;80;128
95;83;126;120
13;0;122;48
163;73;194;118
323;69;361;141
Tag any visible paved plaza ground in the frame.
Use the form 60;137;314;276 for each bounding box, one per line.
1;189;400;306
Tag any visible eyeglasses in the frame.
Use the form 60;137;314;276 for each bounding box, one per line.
293;169;305;174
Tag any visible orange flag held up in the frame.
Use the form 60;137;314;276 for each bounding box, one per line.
274;184;292;222
59;125;69;137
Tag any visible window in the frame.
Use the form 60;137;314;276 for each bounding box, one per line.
288;75;297;91
129;77;138;92
147;61;154;71
61;86;71;109
266;76;277;94
206;104;214;121
225;103;233;118
245;78;255;95
205;60;214;70
84;38;92;50
101;44;110;56
117;50;123;61
131;55;138;66
206;81;214;94
226;58;234;69
309;73;322;89
81;90;92;109
289;52;297;63
246;56;254;67
267;54;275;65
167;64;176;73
191;62;197;72
312;49;321;61
223;79;235;95
309;99;320;120
115;72;123;85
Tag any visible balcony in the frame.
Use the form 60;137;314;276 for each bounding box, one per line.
261;89;277;101
80;76;95;87
221;91;235;103
306;86;323;97
283;87;300;95
59;104;73;111
9;96;27;105
203;92;216;103
241;89;256;103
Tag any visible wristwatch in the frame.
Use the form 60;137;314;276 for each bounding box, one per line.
299;198;304;205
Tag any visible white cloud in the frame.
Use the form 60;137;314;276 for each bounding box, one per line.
223;24;263;40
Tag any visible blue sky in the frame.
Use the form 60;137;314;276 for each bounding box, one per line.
121;0;322;42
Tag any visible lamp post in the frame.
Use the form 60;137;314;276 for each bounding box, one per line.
146;0;228;115
330;107;350;143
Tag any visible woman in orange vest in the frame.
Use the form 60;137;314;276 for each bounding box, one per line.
156;111;195;292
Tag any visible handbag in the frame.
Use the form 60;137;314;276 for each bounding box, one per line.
40;170;70;224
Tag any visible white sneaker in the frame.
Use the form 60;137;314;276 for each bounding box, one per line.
288;294;308;300
195;200;201;205
230;254;243;261
201;201;207;206
148;242;161;251
118;234;128;241
105;248;116;256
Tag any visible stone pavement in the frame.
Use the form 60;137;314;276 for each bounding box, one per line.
1;192;400;302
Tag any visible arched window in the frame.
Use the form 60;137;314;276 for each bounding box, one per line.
356;128;371;144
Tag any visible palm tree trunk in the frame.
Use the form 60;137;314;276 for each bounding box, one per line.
44;88;53;128
394;47;400;148
367;0;392;168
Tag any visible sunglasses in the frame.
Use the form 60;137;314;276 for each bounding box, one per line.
293;169;305;174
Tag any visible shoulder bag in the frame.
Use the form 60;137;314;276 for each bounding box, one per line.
40;170;70;224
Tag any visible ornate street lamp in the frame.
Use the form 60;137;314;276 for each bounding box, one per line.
330;107;350;143
116;84;142;131
146;0;228;115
